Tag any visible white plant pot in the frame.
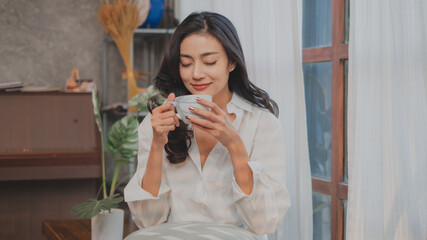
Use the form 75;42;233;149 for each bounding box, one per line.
91;208;124;240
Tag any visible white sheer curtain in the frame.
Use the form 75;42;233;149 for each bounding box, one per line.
176;1;313;239
347;0;427;239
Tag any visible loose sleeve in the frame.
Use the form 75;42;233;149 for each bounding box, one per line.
124;113;171;228
232;111;291;235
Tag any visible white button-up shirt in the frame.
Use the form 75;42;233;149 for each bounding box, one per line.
124;93;290;239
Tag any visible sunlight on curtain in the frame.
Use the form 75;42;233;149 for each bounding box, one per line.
347;0;427;239
176;1;313;239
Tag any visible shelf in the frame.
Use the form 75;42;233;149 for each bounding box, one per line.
101;27;171;144
102;27;173;104
134;28;175;36
104;28;175;41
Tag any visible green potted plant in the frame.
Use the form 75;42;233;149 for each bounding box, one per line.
71;85;164;240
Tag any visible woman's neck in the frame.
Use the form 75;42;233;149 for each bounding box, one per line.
212;90;233;113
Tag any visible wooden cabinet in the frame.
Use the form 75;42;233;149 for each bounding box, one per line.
0;92;101;240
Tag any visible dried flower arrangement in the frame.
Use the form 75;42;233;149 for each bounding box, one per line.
98;0;145;110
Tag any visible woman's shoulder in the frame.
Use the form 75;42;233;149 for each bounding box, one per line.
250;106;277;119
247;106;282;130
231;93;278;122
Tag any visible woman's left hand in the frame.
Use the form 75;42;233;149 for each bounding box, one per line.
189;97;254;194
187;97;238;148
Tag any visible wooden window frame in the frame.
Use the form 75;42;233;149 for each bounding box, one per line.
302;0;348;239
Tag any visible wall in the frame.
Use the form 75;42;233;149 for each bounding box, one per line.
0;1;128;238
0;0;126;103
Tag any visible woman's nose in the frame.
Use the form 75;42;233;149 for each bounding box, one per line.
192;63;205;80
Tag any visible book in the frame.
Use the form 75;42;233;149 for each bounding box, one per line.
0;81;23;91
21;87;61;92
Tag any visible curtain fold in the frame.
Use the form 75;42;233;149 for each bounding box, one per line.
347;0;427;239
176;1;312;239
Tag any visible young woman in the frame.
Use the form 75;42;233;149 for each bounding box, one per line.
124;11;290;239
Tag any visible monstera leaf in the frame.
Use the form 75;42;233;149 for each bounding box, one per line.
128;85;165;112
71;194;123;219
73;86;140;219
92;85;103;133
106;115;139;160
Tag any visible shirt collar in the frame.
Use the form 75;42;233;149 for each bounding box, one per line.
226;93;253;114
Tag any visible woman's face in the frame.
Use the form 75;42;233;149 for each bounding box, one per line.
179;33;235;101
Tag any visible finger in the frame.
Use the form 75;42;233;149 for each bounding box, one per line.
167;92;176;102
189;106;221;123
152;109;179;127
189;117;220;137
159;125;176;132
153;102;174;114
155;110;177;120
186;115;216;130
191;121;211;132
154;117;176;126
163;100;179;127
154;125;176;134
196;97;225;116
174;115;180;127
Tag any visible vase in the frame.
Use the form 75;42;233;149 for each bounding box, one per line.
91;208;124;240
140;0;165;28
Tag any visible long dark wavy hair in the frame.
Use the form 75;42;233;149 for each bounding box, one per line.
148;11;279;164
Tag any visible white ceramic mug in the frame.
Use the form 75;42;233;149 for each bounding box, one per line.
169;95;212;124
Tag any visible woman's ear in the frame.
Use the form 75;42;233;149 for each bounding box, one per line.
229;62;237;72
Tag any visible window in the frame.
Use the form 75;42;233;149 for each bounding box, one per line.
302;0;349;239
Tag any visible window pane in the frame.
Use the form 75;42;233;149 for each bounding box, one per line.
343;200;348;240
303;62;332;180
344;0;350;43
303;0;332;49
343;60;348;183
313;192;331;240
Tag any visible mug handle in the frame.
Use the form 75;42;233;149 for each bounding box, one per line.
168;101;183;120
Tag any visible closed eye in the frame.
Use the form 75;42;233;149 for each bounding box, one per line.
205;61;217;65
180;62;192;67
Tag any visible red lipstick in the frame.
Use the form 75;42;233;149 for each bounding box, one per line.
191;83;211;90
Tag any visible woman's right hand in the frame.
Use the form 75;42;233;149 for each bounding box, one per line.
151;93;180;146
